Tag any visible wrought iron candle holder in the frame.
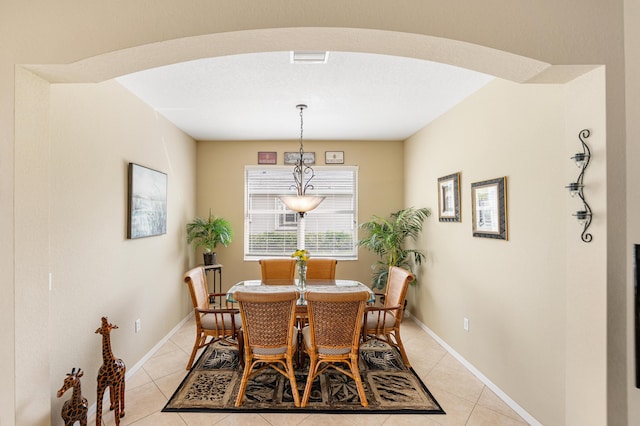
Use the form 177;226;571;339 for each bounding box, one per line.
565;129;593;242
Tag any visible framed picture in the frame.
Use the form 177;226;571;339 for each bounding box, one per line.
471;176;508;240
438;172;461;222
284;151;315;165
325;151;344;164
127;163;168;239
258;151;277;164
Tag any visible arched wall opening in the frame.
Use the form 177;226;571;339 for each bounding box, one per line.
14;27;606;425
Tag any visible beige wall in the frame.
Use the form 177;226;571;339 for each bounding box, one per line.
195;140;404;288
627;0;640;422
563;68;608;426
405;75;607;425
47;80;196;424
14;67;52;424
2;1;635;425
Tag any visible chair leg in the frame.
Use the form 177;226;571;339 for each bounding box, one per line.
286;356;301;407
186;333;205;370
236;331;244;368
349;354;368;407
301;354;318;407
235;357;254;407
391;329;411;367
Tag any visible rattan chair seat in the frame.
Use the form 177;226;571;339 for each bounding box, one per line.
201;312;241;330
363;311;396;328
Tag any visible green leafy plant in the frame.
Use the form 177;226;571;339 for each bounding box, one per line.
186;212;233;253
358;207;431;289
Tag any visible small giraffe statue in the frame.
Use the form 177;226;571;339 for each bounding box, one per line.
95;317;126;426
57;367;88;426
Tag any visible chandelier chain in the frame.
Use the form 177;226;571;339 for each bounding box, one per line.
299;105;305;158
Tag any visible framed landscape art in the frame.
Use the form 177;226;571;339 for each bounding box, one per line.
127;163;168;239
471;176;508;240
438;172;461;222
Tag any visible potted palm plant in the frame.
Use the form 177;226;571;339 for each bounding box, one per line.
186;212;233;265
358;207;431;289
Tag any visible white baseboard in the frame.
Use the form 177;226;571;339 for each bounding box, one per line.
124;312;193;381
405;311;540;426
87;312;194;419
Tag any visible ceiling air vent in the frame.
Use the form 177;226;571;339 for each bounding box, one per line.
291;51;329;64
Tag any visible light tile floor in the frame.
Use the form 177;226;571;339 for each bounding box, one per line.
95;317;530;426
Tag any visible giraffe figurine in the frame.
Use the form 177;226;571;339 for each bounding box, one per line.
95;317;126;426
57;367;88;426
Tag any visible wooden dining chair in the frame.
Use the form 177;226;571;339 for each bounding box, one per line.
301;289;370;407
259;258;296;283
234;290;301;407
183;266;242;370
305;258;338;280
362;266;415;367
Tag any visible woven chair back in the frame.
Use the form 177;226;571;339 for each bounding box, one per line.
235;291;298;348
384;266;414;318
305;258;338;280
259;258;296;281
305;290;369;350
184;267;209;311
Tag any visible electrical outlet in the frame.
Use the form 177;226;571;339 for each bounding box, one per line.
135;318;141;333
464;317;469;332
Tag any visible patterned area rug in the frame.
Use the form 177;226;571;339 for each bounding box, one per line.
163;339;445;414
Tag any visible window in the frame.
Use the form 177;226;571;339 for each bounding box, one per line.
245;165;358;260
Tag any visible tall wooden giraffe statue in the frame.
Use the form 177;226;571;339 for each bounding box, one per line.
57;367;88;426
95;317;126;426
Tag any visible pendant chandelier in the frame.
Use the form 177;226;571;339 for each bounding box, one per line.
279;104;325;216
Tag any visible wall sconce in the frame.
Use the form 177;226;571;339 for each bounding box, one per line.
565;129;593;242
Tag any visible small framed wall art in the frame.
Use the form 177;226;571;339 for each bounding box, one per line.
127;163;168;239
284;151;315;165
471;176;508;240
325;151;344;164
258;151;277;164
437;172;461;222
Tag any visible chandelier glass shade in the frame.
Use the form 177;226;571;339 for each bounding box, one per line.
279;194;325;214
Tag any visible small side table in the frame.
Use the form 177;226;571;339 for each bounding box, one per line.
203;264;223;305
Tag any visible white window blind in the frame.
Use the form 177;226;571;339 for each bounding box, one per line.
245;165;358;260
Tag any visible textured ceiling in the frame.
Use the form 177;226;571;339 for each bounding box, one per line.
116;51;494;141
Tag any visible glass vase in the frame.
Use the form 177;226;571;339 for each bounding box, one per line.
298;262;307;291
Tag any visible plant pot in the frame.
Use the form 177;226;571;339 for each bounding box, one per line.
203;252;217;266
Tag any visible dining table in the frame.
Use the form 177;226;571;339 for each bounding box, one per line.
226;279;375;306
